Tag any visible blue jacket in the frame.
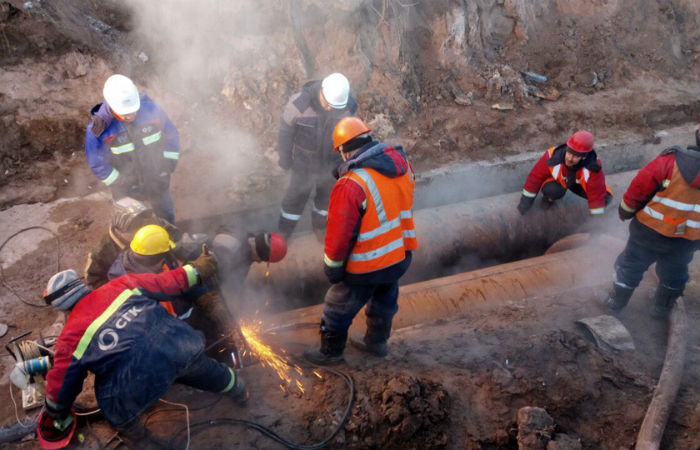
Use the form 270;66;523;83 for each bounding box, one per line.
85;95;180;191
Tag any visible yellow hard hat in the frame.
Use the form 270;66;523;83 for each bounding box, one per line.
130;224;175;256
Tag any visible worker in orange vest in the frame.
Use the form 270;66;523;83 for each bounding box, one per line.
606;124;700;318
304;117;417;365
518;130;613;215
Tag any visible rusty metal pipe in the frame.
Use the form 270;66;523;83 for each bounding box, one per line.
261;236;625;347
635;298;688;450
247;170;637;306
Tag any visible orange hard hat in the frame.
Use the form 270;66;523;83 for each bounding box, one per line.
333;117;371;152
566;130;594;153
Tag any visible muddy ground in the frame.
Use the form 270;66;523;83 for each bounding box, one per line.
1;0;700;449
1;209;698;450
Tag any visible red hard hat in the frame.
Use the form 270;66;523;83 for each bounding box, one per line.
566;130;594;153
37;409;77;450
268;233;287;263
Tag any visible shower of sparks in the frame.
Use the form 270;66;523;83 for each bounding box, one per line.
239;319;305;394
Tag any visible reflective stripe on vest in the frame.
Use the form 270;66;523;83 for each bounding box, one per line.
636;162;700;239
142;131;162;146
73;288;141;360
163;151;179;160
344;166;417;273
110;143;136;154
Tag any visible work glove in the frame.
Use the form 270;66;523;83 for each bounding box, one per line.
190;247;219;285
44;403;75;431
517;194;535;216
324;264;344;284
618;204;635;221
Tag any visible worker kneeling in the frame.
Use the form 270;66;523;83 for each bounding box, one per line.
518;130;613;216
40;254;247;450
304;117;417;365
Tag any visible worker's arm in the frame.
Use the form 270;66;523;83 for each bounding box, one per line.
518;150;551;214
45;330;89;417
85;126;120;187
585;162;609;215
156;103;180;173
323;178;366;283
277;94;301;170
621;154;674;215
83;235;120;289
117;265;200;294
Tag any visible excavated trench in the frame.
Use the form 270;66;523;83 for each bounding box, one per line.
185;130;683;312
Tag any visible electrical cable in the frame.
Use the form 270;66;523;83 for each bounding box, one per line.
165;362;354;450
0;226;61;308
9;384;35;428
159;399;190;450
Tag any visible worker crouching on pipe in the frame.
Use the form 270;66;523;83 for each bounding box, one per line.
40;255;247;450
606;123;700;319
304;117;417;365
518;130;613;216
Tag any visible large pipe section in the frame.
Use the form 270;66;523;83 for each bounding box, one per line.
246;170;636;305
261;236;625;347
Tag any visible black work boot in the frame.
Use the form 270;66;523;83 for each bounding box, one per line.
605;282;634;312
226;371;249;406
350;318;392;357
541;196;556;210
304;324;346;365
649;285;682;320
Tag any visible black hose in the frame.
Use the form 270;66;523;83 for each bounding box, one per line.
0;226;61;308
166;363;354;450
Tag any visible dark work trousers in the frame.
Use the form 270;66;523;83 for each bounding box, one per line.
541;180;613;206
278;168;334;237
614;218;699;291
97;319;234;428
321;281;400;335
111;174;175;225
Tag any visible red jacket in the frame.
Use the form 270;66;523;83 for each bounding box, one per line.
46;266;198;413
523;145;609;213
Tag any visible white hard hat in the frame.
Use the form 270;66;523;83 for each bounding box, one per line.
103;74;140;116
321;73;350;109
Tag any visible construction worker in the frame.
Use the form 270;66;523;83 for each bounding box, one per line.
304;117;417;365
277;73;358;240
606;125;700;319
85;74;180;224
41;255;247;450
518;130;613;215
108;224;287;363
84;197;183;290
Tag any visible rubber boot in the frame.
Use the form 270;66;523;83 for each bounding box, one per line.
649;285;682;320
117;420;167;450
304;325;346;366
350;318;391;357
226;371;249;406
605;282;634;312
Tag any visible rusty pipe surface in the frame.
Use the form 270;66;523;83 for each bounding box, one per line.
246;170;636;307
260;236;625;348
635;298;688;450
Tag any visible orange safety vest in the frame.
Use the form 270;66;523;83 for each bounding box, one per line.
158;263;177;316
636;162;700;240
543;146;613;203
342;167;417;274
